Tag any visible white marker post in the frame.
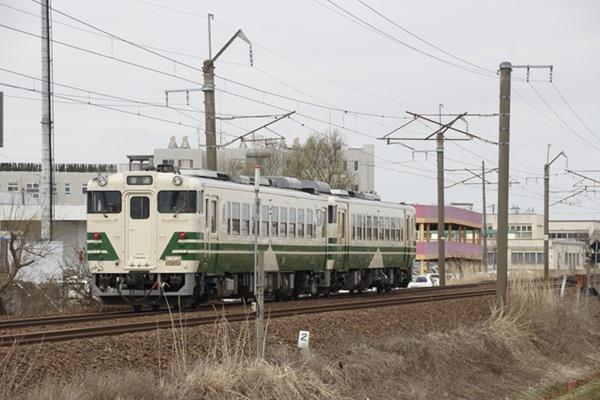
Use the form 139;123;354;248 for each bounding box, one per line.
298;330;310;356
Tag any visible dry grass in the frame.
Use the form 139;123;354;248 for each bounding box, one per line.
6;280;600;400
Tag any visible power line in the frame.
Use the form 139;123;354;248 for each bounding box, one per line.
0;23;202;85
356;0;495;75
0;82;200;129
217;72;410;119
29;0;207;75
528;82;600;152
551;82;600;142
315;0;497;78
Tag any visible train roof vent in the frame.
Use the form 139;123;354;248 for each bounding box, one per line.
356;191;381;201
331;189;351;198
266;176;302;190
230;175;251;185
300;180;331;194
179;169;230;181
249;177;271;186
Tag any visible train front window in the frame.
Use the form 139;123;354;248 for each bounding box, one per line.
87;191;121;213
130;196;150;219
158;191;197;214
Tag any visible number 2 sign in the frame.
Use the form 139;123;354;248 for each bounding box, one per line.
297;330;310;349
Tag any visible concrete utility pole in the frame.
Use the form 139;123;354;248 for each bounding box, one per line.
543;146;567;280
437;104;446;286
253;163;265;358
203;30;251;171
496;62;512;309
482;161;488;272
40;0;53;240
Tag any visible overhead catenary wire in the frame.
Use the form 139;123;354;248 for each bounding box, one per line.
0;82;201;129
528;82;600;152
356;0;495;75
315;0;497;79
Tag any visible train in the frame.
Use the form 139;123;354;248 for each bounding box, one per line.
86;166;416;309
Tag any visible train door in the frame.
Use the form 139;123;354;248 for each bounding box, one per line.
124;192;156;269
336;204;349;269
204;194;219;266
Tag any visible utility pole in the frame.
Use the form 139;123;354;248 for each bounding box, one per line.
437;104;446;286
496;63;553;309
165;29;251;171
253;163;265;358
40;0;53;240
544;146;567;280
482;161;488;272
496;62;512;309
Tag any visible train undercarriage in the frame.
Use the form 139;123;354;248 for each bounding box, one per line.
92;268;412;310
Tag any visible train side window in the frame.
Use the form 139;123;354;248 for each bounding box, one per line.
373;216;379;240
307;209;314;238
366;216;372;240
351;214;356;240
242;203;250;236
327;205;337;224
211;200;217;233
391;218;396;241
197;191;204;214
271;206;279;236
261;205;269;237
280;207;287;238
205;199;210;229
357;214;363;240
321;209;327;237
297;208;304;238
340;211;346;240
385;217;390;241
231;202;241;235
396;217;402;242
289;208;296;238
226;202;231;235
379;216;384;240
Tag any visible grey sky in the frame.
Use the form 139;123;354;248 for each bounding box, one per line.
1;0;599;218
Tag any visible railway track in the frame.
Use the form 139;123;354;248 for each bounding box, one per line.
0;283;492;331
0;286;495;346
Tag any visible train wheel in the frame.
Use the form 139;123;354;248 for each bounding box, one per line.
151;304;160;311
132;304;142;312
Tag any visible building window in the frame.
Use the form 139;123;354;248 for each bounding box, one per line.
8;182;18;192
162;159;175;165
509;224;532;238
351;184;359;192
178;159;193;168
343;160;348;171
82;183;88;194
26;183;39;198
64;183;71;195
353;160;359;172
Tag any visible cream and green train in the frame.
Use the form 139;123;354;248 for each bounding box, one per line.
87;167;416;309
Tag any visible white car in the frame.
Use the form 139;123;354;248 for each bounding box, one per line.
407;275;436;288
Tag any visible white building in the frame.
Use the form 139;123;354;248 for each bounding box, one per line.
485;213;588;272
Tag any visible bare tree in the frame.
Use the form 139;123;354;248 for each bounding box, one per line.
285;131;356;189
0;203;56;313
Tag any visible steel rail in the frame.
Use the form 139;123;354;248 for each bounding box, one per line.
0;283;493;330
0;287;496;346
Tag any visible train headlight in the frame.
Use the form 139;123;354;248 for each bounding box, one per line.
97;175;108;186
172;175;183;186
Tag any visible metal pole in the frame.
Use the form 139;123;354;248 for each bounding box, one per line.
41;0;52;240
253;164;265;358
543;161;550;280
437;104;446;285
482;161;488;272
203;60;217;171
497;61;512;310
207;13;214;59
